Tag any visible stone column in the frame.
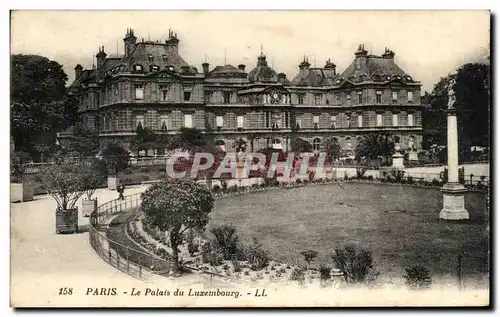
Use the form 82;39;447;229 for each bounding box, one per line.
440;108;469;220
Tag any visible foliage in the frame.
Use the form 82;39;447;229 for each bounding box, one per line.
403;265;432;290
10;151;31;182
246;238;270;271
322;137;342;162
291;137;313;153
232;138;247;153
210;224;240;260
289;267;306;284
319;265;332;282
40;163;86;210
61;125;100;157
130;127;162;155
140;179;214;273
101;142;130;174
390;169;405;182
170;128;207;152
81;159;108;199
423;63;490;159
332;245;374;284
11;54;78;160
300;250;318;266
355;134;395;165
356;167;368;178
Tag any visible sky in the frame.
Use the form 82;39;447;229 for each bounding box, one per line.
10;10;490;93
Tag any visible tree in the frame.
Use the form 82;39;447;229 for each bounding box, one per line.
300;250;318;269
40;163;86;211
322;137;341;163
140;179;214;273
61;125;100;157
101;142;130;174
291;137;313;153
11;54;78;160
81;159;108;200
170;128;206;152
10;151;31;183
232;138;247;152
130;127;160;156
355;134;395;166
424;63;490;161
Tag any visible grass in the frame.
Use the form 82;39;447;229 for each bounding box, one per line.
209;183;489;287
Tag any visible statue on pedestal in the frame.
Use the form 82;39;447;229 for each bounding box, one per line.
447;77;456;110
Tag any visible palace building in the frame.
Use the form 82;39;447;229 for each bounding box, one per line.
68;28;423;157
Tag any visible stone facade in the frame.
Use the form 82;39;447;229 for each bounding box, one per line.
68;30;424;156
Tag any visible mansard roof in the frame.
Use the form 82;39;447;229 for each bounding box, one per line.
290;68;339;87
340;53;412;84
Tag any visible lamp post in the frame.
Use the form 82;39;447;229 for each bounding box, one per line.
439;76;469;220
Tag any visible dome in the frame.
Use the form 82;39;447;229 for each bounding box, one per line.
247;53;278;83
208;64;246;78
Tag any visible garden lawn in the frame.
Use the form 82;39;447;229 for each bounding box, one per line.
209;183;489;287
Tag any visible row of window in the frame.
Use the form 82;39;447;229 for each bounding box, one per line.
109;112;416;133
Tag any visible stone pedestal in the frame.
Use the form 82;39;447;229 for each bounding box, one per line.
82;198;98;217
392;152;405;169
408;150;419;161
10;183;34;203
440;183;469;220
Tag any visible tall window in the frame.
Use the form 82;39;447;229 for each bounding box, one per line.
313;115;320;130
357;92;363;104
183;91;191;101
346;116;351;128
265;111;270;128
148;54;154;62
285;112;289;128
297;94;304;104
346;93;351;106
392;91;398;103
314;94;321;105
346;137;352;148
204;91;212;103
358;114;363;127
114;84;119;96
159;85;169;101
335;94;340;104
407;91;413;103
223;92;231;104
160;115;169;132
392;113;399;127
376;114;383;127
376;91;382;103
313;138;321;151
331;115;337;128
296;119;301;130
408;113;414;126
237;115;244;130
184;114;193;128
216;115;224;129
134;85;144;100
135;115;145;130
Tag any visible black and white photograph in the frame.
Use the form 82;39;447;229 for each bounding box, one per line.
9;10;490;307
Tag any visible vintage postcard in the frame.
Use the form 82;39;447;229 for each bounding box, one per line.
10;10;490;307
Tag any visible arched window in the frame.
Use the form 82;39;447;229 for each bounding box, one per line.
313;138;321;151
216;140;226;152
345;137;352;148
408;136;415;150
272;138;282;150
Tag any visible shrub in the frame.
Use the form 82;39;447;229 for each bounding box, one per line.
356;167;367;178
246;238;270;271
407;176;414;185
222;263;230;271
403;265;432;290
332;245;374;284
296;179;303;184
212;185;221;194
290;267;306;284
232;258;242;272
367;175;374;181
208;251;224;267
188;241;199;257
40;163;86;211
201;242;212;264
300;250;318;267
221;181;228;192
319;265;332;282
210;224;240;260
390;169;405;182
431;179;441;187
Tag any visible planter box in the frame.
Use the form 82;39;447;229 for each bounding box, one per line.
56;208;78;234
82;198;98;217
108;176;120;190
10;183;34;203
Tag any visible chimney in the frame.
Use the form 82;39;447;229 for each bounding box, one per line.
354;44;368;69
324;59;337;75
123;28;137;58
238;64;246;71
95;46;107;70
181;65;191;74
74;64;83;79
277;73;287;85
298;55;311;72
382;47;395;59
202;62;210;76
